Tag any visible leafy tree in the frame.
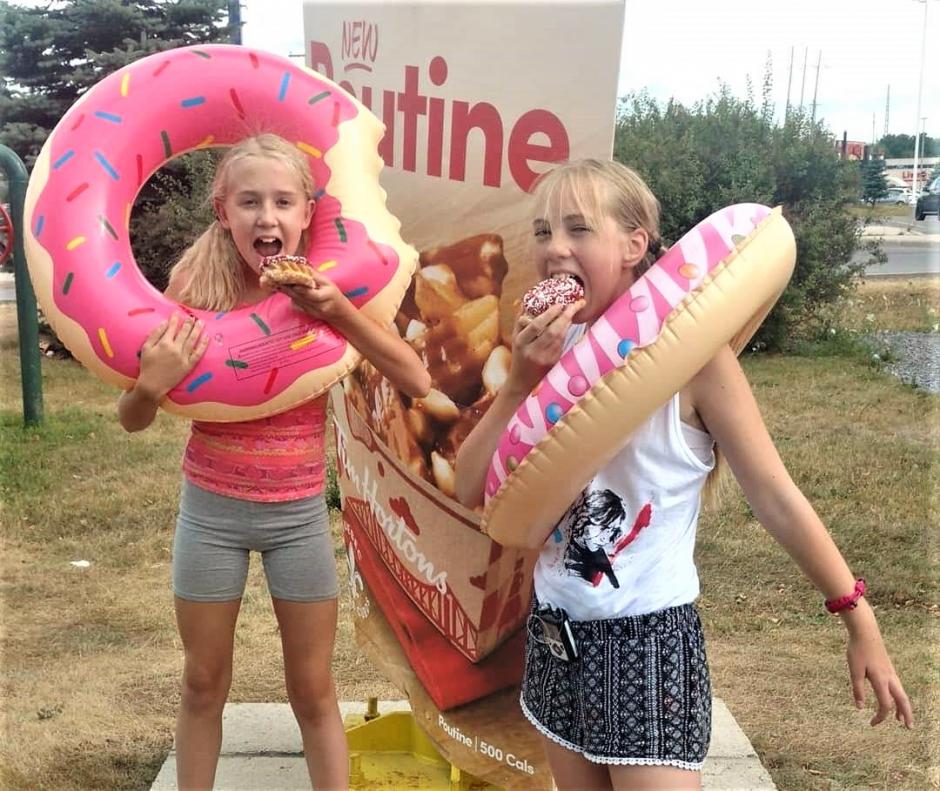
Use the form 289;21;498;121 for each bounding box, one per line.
0;0;232;287
0;0;231;165
877;133;939;158
615;83;872;351
860;158;889;205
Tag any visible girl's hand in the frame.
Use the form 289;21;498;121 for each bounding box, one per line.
845;611;914;728
136;314;210;400
506;301;584;395
278;272;353;324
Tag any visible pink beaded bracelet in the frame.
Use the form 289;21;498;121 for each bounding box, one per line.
825;578;866;614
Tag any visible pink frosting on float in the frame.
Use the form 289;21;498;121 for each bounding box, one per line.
484;203;772;500
29;45;401;409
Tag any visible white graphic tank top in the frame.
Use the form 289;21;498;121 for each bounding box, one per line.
533;325;715;621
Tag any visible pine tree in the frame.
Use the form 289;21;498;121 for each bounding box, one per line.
0;0;231;164
860;157;889;206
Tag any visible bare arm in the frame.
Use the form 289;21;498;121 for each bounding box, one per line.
689;345;912;727
117;314;209;432
455;300;582;508
279;274;430;398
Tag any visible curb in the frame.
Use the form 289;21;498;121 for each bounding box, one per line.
149;699;776;790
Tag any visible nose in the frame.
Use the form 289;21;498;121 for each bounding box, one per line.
546;230;571;260
258;200;277;226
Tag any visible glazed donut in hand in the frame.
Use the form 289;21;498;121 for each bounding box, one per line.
522;275;584;316
260;255;315;289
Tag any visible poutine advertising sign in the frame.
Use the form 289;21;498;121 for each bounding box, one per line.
306;0;624;781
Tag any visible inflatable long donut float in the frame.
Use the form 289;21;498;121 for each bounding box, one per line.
24;44;415;421
481;203;796;549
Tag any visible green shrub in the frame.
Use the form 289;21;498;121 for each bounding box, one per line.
615;86;877;351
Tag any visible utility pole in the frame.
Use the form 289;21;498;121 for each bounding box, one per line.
884;85;890;137
228;1;242;45
799;45;808;109
911;0;929;198
785;46;794;121
810;51;821;123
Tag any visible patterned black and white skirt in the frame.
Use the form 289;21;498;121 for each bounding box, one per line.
520;602;711;770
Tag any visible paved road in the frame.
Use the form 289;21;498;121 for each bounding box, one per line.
861;242;940;277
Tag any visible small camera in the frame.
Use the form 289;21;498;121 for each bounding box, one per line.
535;605;579;662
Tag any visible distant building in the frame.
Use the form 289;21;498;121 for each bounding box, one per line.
884;157;939;190
835;140;867;160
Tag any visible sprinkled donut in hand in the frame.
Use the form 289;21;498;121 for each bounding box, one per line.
482;204;796;549
24;44;416;421
522;275;585;316
260;255;316;289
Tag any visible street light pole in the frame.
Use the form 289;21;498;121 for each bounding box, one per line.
911;0;928;199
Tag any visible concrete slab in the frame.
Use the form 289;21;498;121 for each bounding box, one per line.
150;698;776;790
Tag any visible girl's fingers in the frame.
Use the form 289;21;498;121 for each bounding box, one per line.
182;321;204;353
869;680;894;726
849;655;866;709
142;319;169;349
175;314;195;342
164;312;183;341
890;679;914;728
190;332;211;362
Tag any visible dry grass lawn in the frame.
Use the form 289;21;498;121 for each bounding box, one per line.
1;278;938;790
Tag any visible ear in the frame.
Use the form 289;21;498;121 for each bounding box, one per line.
303;198;316;229
214;198;231;229
620;227;650;270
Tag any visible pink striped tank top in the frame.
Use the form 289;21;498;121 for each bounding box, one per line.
182;396;328;502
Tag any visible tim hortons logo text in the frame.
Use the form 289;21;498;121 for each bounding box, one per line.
335;424;449;594
309;33;570;192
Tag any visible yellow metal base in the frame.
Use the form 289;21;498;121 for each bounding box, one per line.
344;700;497;790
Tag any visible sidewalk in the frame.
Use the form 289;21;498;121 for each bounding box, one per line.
861;223;940;246
150;698;776;790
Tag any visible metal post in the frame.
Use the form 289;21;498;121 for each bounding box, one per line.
0;144;43;426
911;0;928;199
228;0;242;44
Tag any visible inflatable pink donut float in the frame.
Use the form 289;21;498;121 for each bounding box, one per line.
481;203;796;549
24;44;416;421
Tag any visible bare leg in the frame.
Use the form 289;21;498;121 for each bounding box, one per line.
174;597;242;791
609;764;701;791
273;597;348;791
542;737;613;791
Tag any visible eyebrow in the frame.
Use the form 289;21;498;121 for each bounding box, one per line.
532;214;587;228
234;189;300;198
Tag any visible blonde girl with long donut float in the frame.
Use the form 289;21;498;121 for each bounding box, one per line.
118;134;429;790
455;159;912;791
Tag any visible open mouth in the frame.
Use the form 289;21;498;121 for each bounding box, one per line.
552;272;584;289
254;237;283;257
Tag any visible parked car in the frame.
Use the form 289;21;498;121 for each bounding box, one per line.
876;187;915;206
915;185;940;220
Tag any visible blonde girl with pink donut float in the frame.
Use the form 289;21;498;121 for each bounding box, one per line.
455;159;912;790
118;134;430;790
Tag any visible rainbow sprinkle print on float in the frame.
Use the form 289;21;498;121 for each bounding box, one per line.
24;44;416;422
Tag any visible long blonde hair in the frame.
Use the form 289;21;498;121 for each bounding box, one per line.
170;134;316;311
531;158;665;274
532;158;728;507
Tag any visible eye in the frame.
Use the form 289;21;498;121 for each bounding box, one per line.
533;224;551;239
277;197;294;207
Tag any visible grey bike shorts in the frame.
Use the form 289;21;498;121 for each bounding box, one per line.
172;479;339;603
